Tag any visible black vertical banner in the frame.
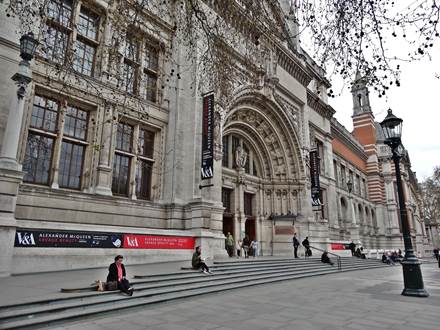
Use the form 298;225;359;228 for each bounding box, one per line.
309;150;321;206
201;93;214;180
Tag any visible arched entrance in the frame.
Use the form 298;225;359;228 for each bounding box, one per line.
219;89;305;255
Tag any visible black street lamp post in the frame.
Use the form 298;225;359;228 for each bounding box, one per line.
380;109;429;297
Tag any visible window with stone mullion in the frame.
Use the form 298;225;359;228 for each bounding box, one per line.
23;133;55;185
135;158;152;200
73;6;99;76
41;0;74;64
59;141;85;189
112;153;131;196
47;0;73;27
141;43;159;102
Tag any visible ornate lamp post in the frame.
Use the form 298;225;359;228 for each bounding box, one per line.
380;109;429;297
0;32;38;277
0;32;38;169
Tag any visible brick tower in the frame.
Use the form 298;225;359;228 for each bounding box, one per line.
351;73;383;203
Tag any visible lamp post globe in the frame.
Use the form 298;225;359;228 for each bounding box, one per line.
380;109;429;298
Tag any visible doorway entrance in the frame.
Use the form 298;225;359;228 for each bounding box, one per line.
245;217;256;240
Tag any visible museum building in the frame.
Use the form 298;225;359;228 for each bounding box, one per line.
0;0;428;276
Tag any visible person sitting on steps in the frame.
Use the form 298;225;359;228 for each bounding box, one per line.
107;255;134;296
192;246;212;274
321;251;334;266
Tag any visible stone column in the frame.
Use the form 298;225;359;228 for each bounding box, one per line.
236;169;246;239
50;101;66;189
95;106;114;195
348;195;359;241
0;62;32;277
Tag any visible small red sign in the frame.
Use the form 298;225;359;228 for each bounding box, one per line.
331;243;346;250
123;234;195;250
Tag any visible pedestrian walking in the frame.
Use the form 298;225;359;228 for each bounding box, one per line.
250;239;258;257
225;232;235;257
106;255;134;296
292;233;300;258
433;247;439;261
236;239;242;258
348;240;356;256
243;235;250;258
192;246;212;274
302;236;311;257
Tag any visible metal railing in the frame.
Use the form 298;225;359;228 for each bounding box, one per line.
308;245;342;271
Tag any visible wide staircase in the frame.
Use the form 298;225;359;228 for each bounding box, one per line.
0;257;387;329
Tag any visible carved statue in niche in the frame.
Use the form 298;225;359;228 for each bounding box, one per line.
235;145;248;169
213;105;226;161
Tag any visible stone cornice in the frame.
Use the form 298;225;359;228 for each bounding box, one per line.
306;90;335;120
331;118;367;160
277;47;313;87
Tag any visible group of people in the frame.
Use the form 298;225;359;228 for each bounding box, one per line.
225;232;258;258
292;234;312;258
381;250;403;265
105;246;213;296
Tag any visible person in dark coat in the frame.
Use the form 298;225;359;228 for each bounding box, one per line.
192;246;212;274
348;241;356;256
321;251;334;265
107;255;133;296
302;237;311;257
292;233;300;258
242;235;250;258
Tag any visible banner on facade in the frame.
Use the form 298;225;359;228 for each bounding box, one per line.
330;243;348;251
309;149;321;206
201;92;214;180
14;229;123;248
123;234;195;249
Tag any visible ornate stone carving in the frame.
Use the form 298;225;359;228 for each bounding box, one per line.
213;105;226;161
235;145;248;169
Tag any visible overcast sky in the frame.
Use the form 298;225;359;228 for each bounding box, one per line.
328;46;440;181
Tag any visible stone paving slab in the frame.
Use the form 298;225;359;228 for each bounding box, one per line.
42;263;440;330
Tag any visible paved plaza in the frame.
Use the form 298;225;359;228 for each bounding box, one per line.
43;263;440;330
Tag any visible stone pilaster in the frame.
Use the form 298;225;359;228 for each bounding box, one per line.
95;106;114;196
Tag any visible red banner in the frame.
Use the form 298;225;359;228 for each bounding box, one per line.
330;243;346;250
123;234;195;250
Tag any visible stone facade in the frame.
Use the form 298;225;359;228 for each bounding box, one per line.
0;0;429;275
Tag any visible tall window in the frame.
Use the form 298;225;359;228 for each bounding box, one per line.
136;129;154;200
356;174;361;195
112;123;133;196
222;135;229;167
142;44;159;102
333;160;338;186
315;139;325;175
59;106;88;189
41;0;100;76
223;134;259;176
42;0;73;64
244;193;253;216
222;188;232;213
341;164;346;186
320;189;327;219
120;35;159;102
73;7;99;76
112;122;156;199
23;94;89;189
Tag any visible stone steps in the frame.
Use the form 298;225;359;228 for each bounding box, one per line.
0;258;387;329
